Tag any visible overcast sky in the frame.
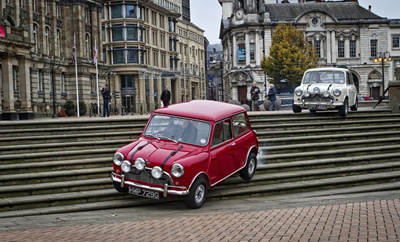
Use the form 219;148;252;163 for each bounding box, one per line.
190;0;400;45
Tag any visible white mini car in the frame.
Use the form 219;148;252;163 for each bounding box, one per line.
292;68;358;117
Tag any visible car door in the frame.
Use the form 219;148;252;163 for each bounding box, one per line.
231;112;252;169
346;72;356;106
208;118;236;185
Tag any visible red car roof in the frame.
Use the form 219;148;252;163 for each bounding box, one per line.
154;100;246;122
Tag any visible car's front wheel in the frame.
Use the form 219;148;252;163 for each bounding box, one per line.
113;181;127;193
292;104;302;113
184;177;207;209
339;99;348;117
351;98;358;111
239;153;257;181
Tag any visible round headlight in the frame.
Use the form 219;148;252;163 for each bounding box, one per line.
323;91;330;98
151;166;163;179
333;89;341;97
121;160;132;173
304;91;310;98
134;158;146;171
295;89;303;96
313;87;320;94
113;152;124;166
171;164;184;178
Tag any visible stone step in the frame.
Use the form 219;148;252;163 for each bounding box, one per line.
257;124;400;138
258;131;400;146
259;137;400;155
260;144;400;163
0;140;133;155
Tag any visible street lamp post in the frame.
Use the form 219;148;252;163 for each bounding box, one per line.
50;59;58;119
373;52;392;99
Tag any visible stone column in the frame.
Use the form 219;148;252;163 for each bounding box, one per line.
326;31;331;64
18;56;34;119
331;31;337;64
233;34;237;67
345;39;350;59
245;32;250;66
255;31;261;65
2;55;16;120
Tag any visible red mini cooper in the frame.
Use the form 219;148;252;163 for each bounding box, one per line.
111;100;259;208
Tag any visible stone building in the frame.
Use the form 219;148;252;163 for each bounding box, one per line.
102;0;206;114
218;0;399;104
0;0;105;120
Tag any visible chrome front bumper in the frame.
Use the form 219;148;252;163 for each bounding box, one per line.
111;172;189;196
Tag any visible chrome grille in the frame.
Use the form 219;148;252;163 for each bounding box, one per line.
303;96;332;103
125;167;173;186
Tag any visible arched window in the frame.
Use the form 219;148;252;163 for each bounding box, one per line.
33;24;38;53
86;34;91;59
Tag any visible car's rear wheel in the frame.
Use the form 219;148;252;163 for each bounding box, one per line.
184;177;207;209
339;99;348;117
292;104;302;113
113;181;127;193
351;98;358;111
239;153;257;181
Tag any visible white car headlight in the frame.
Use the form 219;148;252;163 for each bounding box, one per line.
333;89;341;97
323;91;330;98
304;91;310;98
313;87;320;94
151;166;163;179
295;89;303;96
113;152;124;166
135;158;146;171
121;160;132;173
171;164;184;178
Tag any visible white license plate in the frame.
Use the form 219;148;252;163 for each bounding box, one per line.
129;186;160;200
309;104;327;110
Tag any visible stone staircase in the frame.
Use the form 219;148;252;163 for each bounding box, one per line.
0;109;400;218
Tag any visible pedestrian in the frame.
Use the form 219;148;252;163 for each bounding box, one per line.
101;84;111;117
250;81;260;111
161;85;171;107
267;84;277;111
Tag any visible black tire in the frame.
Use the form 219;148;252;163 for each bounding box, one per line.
339;99;348;117
184;178;207;209
113;181;127;193
351;98;358;111
292;104;302;113
239;153;257;181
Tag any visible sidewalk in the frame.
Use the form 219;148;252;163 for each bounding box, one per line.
0;192;399;241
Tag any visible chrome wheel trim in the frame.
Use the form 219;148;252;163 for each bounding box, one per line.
194;184;205;204
248;158;256;175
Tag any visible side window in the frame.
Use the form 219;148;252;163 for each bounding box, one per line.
346;72;351;85
212;119;232;147
232;113;249;137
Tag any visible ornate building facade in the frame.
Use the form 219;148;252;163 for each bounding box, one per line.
219;0;400;104
102;0;206;114
0;0;105;120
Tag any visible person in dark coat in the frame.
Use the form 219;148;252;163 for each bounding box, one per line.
267;84;277;111
160;85;171;107
250;82;260;111
101;84;111;117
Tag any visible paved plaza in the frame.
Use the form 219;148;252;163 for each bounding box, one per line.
0;191;399;241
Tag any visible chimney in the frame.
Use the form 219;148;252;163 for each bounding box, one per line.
368;5;372;11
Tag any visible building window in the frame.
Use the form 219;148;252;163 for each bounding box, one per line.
393;35;400;49
56;29;61;57
44;0;49;15
86;34;91;59
238;43;245;61
12;67;18;91
314;40;321;58
111;3;123;19
161;53;166;68
127;48;139;63
20;0;26;8
126;25;138;41
370;39;378;58
90;74;96;95
338;40;345;58
112;25;124;41
160;33;165;48
45;27;50;55
126;3;136;18
113;47;125;64
160;14;165;29
153;31;157;46
153;51;158;66
32;0;37;11
250;43;255;61
33;24;38;53
103;49;107;63
38;69;43;92
151;11;157;25
85;8;91;24
61;72;66;94
120;74;135;88
350;40;357;58
102;26;106;41
56;2;60;18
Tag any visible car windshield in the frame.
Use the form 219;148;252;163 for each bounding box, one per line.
303;71;345;84
143;114;211;146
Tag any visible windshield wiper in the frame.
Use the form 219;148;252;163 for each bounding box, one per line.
145;133;160;140
158;135;178;144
